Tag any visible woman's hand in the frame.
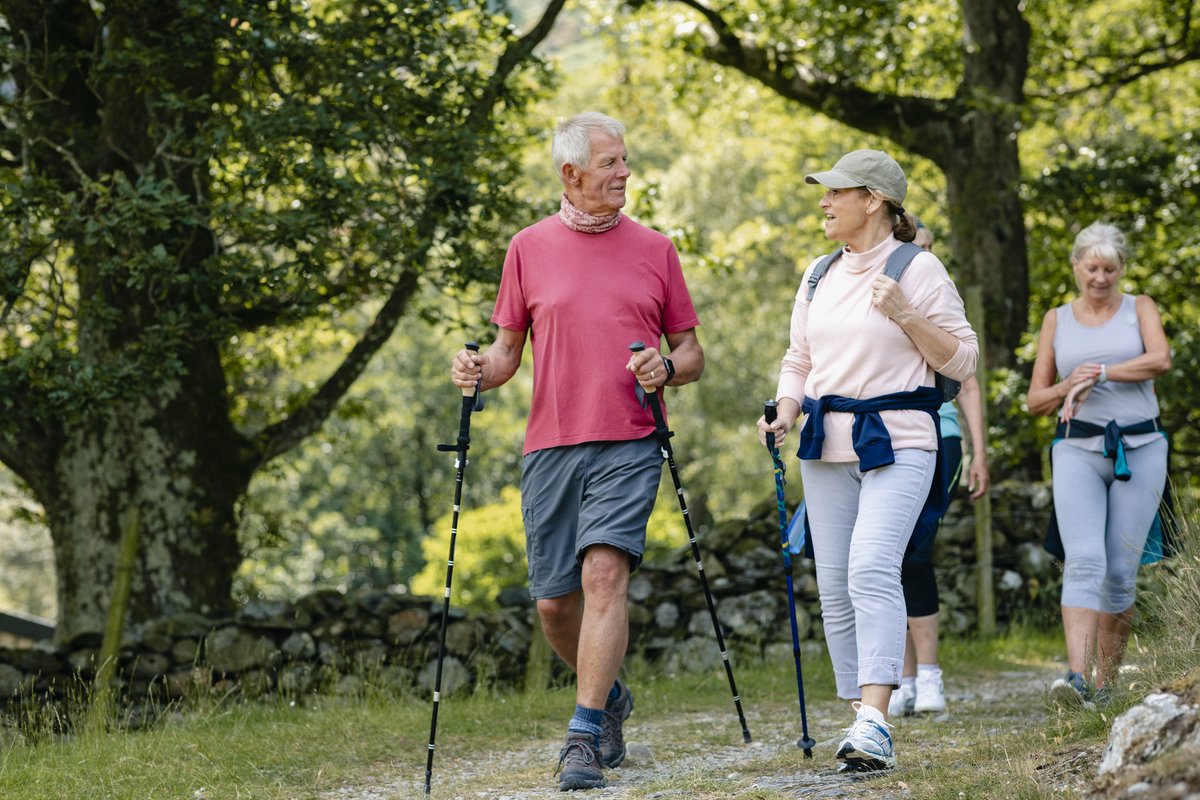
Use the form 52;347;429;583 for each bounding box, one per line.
758;397;801;447
967;456;989;501
870;274;913;322
1065;362;1102;390
1060;377;1097;422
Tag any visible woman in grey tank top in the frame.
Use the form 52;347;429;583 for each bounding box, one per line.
1026;222;1171;705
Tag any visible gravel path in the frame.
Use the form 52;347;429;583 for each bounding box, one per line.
322;666;1080;799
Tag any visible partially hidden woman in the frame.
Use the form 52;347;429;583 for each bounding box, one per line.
1025;222;1171;704
758;150;978;772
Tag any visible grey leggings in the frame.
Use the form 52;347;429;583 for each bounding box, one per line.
800;449;937;699
1051;437;1168;613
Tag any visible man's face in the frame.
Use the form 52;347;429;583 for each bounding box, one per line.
567;132;629;216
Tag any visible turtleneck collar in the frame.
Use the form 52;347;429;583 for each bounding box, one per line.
840;234;899;273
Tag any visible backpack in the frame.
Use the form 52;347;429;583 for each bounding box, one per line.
805;241;962;402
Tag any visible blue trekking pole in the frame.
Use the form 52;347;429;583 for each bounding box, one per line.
764;400;817;757
630;341;751;744
425;343;484;794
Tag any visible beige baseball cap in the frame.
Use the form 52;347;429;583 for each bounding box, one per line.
804;149;907;204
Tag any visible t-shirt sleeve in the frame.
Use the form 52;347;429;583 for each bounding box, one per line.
662;241;701;332
491;237;531;331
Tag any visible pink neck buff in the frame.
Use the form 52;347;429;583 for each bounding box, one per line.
559;193;621;234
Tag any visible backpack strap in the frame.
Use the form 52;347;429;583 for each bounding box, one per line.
882;241;925;283
881;241;963;402
805;248;844;301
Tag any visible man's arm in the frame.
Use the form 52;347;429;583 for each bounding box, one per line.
451;326;527;392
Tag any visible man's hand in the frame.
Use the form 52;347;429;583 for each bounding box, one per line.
627;346;669;391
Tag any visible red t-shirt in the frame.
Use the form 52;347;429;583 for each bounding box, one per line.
492;215;700;455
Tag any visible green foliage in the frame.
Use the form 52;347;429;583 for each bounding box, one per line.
0;0;551;425
235;310;529;600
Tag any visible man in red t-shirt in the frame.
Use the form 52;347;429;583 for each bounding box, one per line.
451;112;703;790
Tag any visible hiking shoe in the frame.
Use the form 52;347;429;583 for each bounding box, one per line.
555;731;605;791
914;668;946;713
836;702;896;772
887;682;915;717
600;679;634;768
1049;671;1093;709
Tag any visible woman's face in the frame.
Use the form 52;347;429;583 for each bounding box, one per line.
818;187;872;242
1072;252;1122;301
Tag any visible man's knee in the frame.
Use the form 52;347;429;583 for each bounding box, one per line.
537;593;581;630
580;544;632;598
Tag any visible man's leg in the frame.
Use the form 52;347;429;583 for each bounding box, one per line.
576;544;632;709
533;545;631;708
537;591;583;670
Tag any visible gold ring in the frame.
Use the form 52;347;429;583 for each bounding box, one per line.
651;370;656;378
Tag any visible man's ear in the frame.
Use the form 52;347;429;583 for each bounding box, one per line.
561;163;581;187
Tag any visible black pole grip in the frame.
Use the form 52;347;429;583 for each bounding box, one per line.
764;400;778;424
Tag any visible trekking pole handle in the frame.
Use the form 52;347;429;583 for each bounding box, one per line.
628;340;656;394
764;400;778;450
462;342;479;398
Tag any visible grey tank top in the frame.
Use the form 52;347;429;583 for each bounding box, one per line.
1053;294;1161;452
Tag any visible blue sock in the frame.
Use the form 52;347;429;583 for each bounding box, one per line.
568;704;604;740
608;681;620;702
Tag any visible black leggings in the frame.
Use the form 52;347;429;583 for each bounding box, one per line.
901;436;962;618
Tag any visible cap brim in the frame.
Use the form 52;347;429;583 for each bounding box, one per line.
804;169;863;189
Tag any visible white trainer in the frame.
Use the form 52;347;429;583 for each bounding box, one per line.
888;682;916;717
914;668;946;713
836;702;896;772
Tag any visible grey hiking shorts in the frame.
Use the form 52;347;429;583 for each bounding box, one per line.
521;436;662;600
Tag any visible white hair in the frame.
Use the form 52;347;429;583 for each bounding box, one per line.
1072;222;1127;268
552;112;625;176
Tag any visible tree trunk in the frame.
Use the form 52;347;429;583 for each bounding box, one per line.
939;119;1029;370
47;348;251;645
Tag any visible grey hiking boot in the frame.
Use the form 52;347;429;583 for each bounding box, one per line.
555;731;605;791
600;679;634;768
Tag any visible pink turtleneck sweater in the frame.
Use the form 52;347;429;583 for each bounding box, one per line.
777;236;978;461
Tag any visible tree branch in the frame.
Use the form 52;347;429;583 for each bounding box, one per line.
671;0;959;162
250;0;567;469
464;0;568;132
250;268;419;465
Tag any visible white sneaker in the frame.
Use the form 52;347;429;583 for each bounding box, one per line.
836;702;896;772
914;668;946;713
888;682;915;717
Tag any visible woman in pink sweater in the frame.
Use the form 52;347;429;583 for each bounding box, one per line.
757;149;977;773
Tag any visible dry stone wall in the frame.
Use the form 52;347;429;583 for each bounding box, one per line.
0;482;1061;721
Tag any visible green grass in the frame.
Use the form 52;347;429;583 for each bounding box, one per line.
7;540;1200;800
0;628;1077;800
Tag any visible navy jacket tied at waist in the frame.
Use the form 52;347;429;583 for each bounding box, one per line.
1054;416;1163;481
798;386;948;552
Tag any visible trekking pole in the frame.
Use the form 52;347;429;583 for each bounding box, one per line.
425;342;484;795
629;341;751;744
764;400;818;757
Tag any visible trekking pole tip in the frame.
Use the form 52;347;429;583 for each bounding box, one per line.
797;736;816;756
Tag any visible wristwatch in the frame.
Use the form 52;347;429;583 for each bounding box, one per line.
1098;364;1108;384
661;356;676;382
